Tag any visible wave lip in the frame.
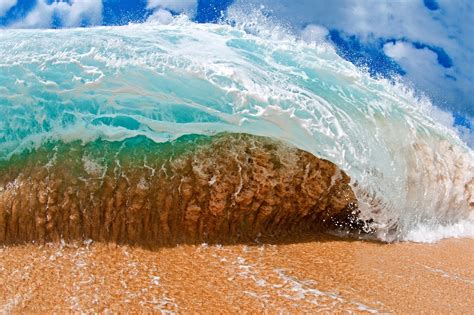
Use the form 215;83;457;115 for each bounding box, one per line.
0;133;359;247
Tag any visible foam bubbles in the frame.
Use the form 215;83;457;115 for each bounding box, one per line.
405;215;474;243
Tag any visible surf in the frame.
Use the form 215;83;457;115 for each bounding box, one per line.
0;18;472;243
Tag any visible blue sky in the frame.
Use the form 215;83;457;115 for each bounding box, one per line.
0;0;472;144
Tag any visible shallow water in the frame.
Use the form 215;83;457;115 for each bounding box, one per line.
1;236;472;313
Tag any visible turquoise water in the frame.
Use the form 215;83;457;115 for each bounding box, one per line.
0;20;472;242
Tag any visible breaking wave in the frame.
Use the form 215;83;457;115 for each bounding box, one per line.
0;17;472;243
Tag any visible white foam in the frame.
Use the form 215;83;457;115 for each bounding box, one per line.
405;216;474;243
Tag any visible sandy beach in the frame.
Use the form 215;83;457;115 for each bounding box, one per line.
1;235;472;313
1;1;473;314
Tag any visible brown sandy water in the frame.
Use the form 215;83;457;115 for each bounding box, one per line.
0;133;359;247
1;133;473;313
1;236;473;313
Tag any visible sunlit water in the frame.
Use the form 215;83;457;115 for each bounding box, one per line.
0;17;472;242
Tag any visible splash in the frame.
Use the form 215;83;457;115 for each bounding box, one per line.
0;18;472;242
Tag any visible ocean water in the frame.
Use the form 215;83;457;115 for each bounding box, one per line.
0;18;472;243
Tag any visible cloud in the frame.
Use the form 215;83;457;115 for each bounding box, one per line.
146;0;197;16
11;0;103;28
59;0;103;27
0;0;16;17
11;0;53;28
386;40;474;146
300;24;328;43
147;8;173;24
383;41;459;107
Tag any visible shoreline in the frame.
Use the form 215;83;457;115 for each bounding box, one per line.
1;235;472;313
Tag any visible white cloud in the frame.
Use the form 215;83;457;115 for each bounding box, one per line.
300;24;328;43
147;8;173;24
425;104;473;150
0;0;16;17
58;0;103;28
11;0;53;28
11;0;102;28
147;0;197;16
383;41;447;100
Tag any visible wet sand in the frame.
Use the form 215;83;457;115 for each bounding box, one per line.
1;235;473;313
